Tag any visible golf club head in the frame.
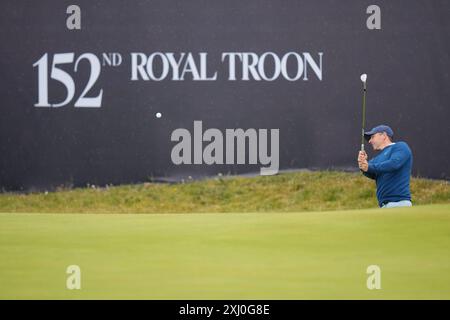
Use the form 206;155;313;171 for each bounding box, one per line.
360;74;367;82
360;73;367;90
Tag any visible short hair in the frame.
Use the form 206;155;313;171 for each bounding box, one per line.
384;132;394;141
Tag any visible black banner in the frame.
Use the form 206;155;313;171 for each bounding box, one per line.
1;0;449;191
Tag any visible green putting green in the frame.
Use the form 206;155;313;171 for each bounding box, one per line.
1;204;449;299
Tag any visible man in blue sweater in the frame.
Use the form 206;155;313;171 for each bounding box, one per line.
357;125;413;208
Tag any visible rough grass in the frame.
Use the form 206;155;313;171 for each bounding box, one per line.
0;171;449;213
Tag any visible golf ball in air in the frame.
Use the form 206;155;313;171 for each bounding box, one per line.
156;112;162;118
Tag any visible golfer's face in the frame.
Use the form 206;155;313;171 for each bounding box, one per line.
369;133;385;150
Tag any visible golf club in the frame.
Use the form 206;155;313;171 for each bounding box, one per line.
360;73;367;151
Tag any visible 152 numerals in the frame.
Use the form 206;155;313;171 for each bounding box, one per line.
33;53;103;108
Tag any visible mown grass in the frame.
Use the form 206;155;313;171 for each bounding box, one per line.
1;204;450;299
0;171;449;213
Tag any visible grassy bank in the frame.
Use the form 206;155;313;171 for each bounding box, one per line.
0;171;449;213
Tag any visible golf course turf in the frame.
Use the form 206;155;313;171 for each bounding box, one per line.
1;204;449;299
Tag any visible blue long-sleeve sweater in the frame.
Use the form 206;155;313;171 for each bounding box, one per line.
361;141;413;207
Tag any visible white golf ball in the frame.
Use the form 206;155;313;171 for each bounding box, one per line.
156;112;162;118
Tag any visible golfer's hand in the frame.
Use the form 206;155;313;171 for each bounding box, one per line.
358;150;368;162
358;159;369;172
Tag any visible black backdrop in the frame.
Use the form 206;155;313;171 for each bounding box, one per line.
1;0;449;191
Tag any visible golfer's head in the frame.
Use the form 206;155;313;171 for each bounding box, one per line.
364;125;394;150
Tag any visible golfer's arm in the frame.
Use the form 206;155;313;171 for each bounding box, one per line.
361;169;376;180
367;149;410;174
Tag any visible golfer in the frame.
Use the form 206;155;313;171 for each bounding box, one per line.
357;125;413;208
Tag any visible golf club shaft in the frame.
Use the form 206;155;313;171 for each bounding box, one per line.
361;82;367;151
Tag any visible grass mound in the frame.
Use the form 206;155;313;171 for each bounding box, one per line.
0;171;449;213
